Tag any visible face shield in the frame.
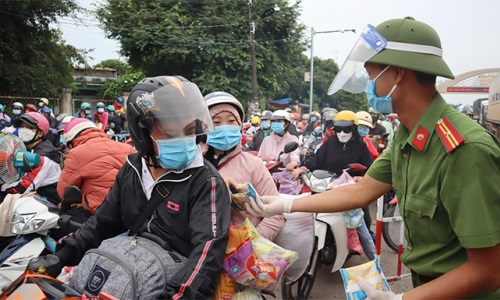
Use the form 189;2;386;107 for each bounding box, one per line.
328;24;387;95
135;84;214;140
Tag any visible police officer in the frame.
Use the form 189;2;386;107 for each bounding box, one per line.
246;17;500;299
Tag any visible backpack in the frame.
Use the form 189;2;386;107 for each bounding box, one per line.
69;234;187;299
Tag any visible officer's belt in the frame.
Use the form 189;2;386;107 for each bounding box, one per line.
410;270;439;284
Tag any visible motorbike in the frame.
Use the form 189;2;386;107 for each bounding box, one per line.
0;186;84;291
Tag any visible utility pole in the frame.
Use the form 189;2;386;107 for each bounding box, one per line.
249;0;259;117
309;27;356;113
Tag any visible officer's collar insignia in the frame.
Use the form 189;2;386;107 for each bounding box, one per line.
411;125;429;152
435;118;464;153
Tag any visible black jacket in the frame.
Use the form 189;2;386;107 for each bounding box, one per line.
248;128;270;151
60;153;231;299
304;134;373;177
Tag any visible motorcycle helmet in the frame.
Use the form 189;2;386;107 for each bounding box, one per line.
251;116;261;125
107;105;115;112
13;112;50;136
355;111;374;128
116;97;124;104
12;102;24;110
127;76;213;165
25;103;38;113
0;104;4;111
204;91;245;124
270;110;291;122
333;110;358;127
96;102;105;108
80;102;91;110
322;109;337;129
63;118;97;147
260;110;273;121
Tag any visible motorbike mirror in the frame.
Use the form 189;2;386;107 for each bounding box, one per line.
63;185;83;204
381;133;389;138
348;163;367;172
22;154;32;173
283;141;299;154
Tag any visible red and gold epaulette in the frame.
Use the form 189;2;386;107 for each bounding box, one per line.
435;118;465;153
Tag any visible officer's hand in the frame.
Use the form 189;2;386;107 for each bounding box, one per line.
292;166;308;180
245;195;293;217
28;254;63;277
355;277;403;300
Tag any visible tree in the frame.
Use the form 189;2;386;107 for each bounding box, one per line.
97;71;145;99
94;59;131;76
0;0;85;96
96;0;307;107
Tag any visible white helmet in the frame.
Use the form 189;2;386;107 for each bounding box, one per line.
270;110;291;122
204;92;245;123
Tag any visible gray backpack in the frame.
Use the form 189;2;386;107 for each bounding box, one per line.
69;234;187;299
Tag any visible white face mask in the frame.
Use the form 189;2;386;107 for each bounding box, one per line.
19;127;37;143
337;131;353;143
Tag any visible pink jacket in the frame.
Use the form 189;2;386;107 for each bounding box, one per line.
215;143;285;241
258;132;300;166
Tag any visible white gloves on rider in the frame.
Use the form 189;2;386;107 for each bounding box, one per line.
355;277;404;300
245;195;293;218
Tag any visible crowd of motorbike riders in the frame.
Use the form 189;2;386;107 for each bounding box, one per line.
0;88;399;285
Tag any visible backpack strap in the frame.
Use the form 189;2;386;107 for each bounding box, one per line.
129;168;196;236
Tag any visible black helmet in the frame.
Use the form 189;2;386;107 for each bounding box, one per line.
459;104;473;115
127;76;213;165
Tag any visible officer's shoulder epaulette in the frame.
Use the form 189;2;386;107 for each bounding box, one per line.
435;118;465;153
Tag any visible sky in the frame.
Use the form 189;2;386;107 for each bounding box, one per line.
58;0;500;106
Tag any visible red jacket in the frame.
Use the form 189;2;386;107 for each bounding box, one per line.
362;136;379;161
57;129;136;213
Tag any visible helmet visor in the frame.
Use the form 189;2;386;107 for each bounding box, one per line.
328;24;387;95
135;84;214;139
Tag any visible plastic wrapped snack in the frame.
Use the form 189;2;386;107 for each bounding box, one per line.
223;238;259;285
227;226;248;254
339;259;391;300
230;182;261;211
213;272;236;300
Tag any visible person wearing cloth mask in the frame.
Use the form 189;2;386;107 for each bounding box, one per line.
0;104;10;123
106;105;122;134
247;110;272;152
9;102;24;126
246;17;500;299
1;112;62;204
356;110;379;161
93;102;108;131
38;98;54;117
28;76;231;299
293;110;375;260
296;113;309;132
74;102;94;121
258;110;300;172
203;92;285;241
302;111;321;140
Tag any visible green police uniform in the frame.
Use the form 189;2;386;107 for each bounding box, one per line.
368;94;500;298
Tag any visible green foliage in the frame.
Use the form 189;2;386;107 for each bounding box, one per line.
94;59;132;76
97;71;145;99
0;0;85;96
96;0;307;107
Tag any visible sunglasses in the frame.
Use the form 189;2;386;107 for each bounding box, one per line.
333;126;353;134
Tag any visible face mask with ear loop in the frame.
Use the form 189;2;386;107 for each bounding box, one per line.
365;65;402;114
19;127;42;144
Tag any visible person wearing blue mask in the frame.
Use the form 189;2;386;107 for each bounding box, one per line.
93;102;108;131
258;110;300;172
0;104;10;123
74;102;94;122
356;110;379;161
203;92;284;241
29;76;231;299
247;110;272;151
9;102;24;126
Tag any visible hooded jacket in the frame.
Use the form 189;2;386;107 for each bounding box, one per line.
206;142;285;241
304;131;373;177
59;152;231;299
57;129;136;213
